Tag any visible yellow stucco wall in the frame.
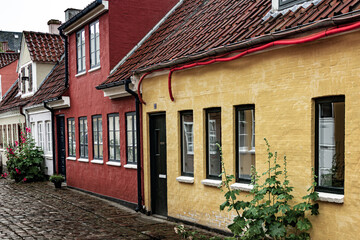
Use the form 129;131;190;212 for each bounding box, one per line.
36;63;55;88
141;30;360;239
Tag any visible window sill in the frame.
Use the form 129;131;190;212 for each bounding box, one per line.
317;192;344;204
91;159;103;165
124;164;137;169
106;161;121;167
88;66;101;73
66;157;76;161
176;176;194;184
231;183;253;192
44;154;52;158
21;92;35;98
201;179;222;187
78;158;89;163
75;71;86;77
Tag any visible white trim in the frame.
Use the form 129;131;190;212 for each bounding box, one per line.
0;110;22;119
66;156;76;161
106;161;121;167
46;96;70;109
102;85;132;99
91;159;104;164
75;71;86;77
317;192;344;204
78;158;89;162
176;176;194;184
124;164;137;169
20;92;35;99
201;179;222;187
231;183;253;192
88;66;101;73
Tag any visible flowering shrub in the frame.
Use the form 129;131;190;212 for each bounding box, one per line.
5;127;46;183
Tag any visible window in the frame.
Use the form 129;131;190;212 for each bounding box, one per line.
126;112;137;164
181;111;194;176
89;20;100;68
236;105;255;183
278;0;308;10
206;108;221;179
68;118;76;157
76;29;86;73
108;114;120;162
79;117;88;158
12;124;17;143
92;115;103;159
0;126;3;148
8;125;12;145
20;64;33;94
3;125;7;146
315;96;345;194
37;122;44;149
45;121;52;153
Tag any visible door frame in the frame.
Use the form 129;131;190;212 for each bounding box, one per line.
56;115;66;177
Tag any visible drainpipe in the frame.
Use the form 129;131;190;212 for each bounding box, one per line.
125;79;143;213
44;103;56;175
59;29;69;88
20;106;27;126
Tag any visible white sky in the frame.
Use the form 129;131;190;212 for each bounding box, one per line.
0;0;92;32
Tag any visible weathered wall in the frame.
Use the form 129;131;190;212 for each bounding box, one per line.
141;30;360;238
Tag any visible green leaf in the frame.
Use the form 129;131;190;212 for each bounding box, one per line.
269;222;286;238
297;218;312;231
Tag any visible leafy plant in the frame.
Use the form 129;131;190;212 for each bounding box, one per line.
219;139;319;240
5;127;46;183
49;174;65;183
174;224;223;240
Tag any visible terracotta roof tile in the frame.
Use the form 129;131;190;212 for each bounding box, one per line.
23;31;64;63
0;53;19;69
102;0;360;87
0;80;29;113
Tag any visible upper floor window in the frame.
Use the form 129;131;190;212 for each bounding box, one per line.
89;20;100;69
79;117;88;158
315;96;345;194
20;64;33;95
126;112;137;164
92;115;103;160
236;105;255;183
206;108;221;179
108;114;120;162
180;111;194;176
278;0;308;10
68;118;76;157
76;29;86;73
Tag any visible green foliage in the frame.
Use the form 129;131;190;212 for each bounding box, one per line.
219;139;319;240
5;128;46;183
174;225;224;240
49;174;65;183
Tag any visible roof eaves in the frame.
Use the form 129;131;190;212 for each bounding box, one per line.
96;79;126;90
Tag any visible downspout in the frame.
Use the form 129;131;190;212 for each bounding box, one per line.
44;103;56;175
20;106;27;126
125;79;143;213
59;29;69;88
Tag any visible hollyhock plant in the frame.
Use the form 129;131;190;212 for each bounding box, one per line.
5;128;45;183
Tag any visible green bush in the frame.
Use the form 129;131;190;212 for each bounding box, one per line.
49;174;65;183
5;127;46;183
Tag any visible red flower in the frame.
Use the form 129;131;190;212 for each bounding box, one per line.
8;148;14;155
4;173;7;177
15;168;20;174
26;127;31;133
23;178;27;182
15;141;18;147
21;136;26;143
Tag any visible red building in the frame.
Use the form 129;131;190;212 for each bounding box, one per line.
55;0;177;209
0;53;19;100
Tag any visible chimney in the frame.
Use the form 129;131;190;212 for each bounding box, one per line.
65;8;81;22
47;19;62;34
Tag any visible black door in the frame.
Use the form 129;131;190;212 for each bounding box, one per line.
150;113;167;216
57;116;66;176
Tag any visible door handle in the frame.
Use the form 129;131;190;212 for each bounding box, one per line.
159;174;166;179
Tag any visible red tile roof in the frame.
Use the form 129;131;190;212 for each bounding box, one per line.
0;53;19;69
28;57;67;106
0;80;29;113
102;0;360;87
23;31;64;63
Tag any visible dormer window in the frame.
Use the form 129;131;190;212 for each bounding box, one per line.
19;64;33;96
278;0;309;10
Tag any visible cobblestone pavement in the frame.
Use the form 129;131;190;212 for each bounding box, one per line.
0;179;226;239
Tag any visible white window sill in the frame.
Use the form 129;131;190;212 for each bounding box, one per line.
91;159;103;165
201;179;222;187
317;192;344;204
176;176;194;184
21;92;35;98
44;154;52;158
88;66;101;73
106;161;121;167
78;158;89;163
66;156;76;161
75;71;86;77
124;164;137;169
231;183;253;192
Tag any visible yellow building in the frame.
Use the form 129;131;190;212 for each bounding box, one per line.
99;0;360;238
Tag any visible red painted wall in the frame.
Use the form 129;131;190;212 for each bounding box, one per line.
54;0;177;204
0;60;18;97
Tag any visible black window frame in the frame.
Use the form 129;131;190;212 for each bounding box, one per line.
76;28;86;73
108;113;120;162
278;0;308;10
67;118;76;157
79;117;88;158
206;108;222;180
89;20;100;69
235;105;255;183
125;112;137;164
92;115;103;160
315;95;345;194
180;110;194;177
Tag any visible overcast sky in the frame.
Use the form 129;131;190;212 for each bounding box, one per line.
0;0;92;33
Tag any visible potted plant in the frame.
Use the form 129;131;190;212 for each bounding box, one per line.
49;174;65;188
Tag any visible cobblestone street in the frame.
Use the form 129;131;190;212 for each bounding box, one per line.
0;179;224;240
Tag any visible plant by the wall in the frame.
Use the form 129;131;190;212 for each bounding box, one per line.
5;128;46;183
219;139;319;240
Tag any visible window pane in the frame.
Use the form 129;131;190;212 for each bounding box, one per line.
115;116;119;130
182;112;194;175
207;110;221;177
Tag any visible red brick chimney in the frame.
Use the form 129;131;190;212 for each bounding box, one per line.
47;19;62;34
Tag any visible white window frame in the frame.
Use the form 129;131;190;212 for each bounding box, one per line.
76;29;86;73
89;20;100;69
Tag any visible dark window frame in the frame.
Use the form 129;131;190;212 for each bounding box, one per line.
315;95;345;194
92;115;103;160
89;20;100;69
206;108;222;180
76;28;86;73
67;118;76;157
125;112;137;164
278;0;308;10
235;105;255;183
79;117;88;158
108;113;120;162
180;110;194;177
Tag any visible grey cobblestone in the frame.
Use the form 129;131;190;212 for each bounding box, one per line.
0;179;225;239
